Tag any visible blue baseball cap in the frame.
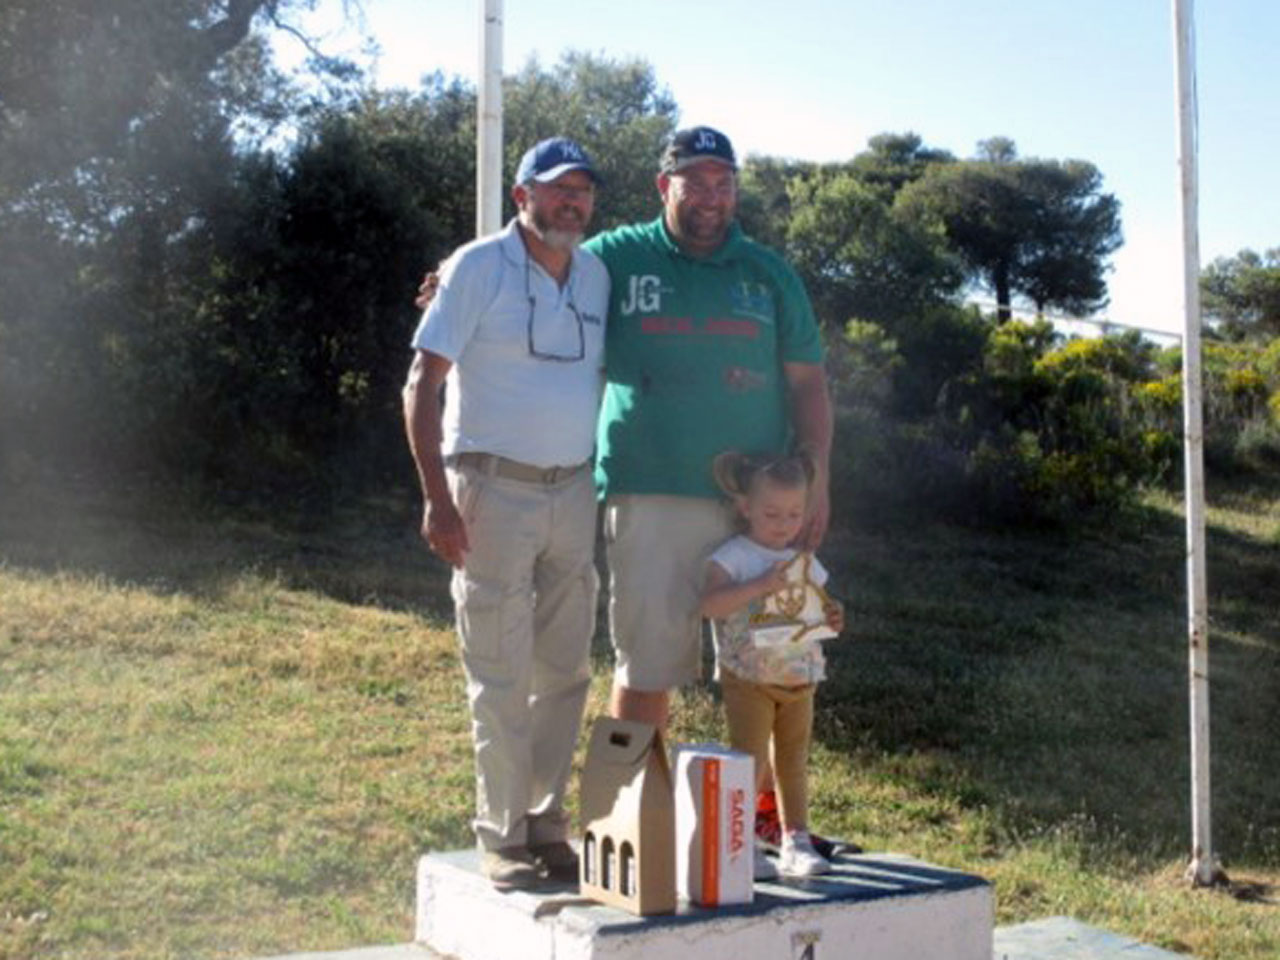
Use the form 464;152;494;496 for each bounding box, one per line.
515;137;602;185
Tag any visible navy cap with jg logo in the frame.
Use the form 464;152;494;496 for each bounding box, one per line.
660;126;738;173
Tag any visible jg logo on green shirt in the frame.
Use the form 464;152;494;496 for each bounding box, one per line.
620;273;776;327
620;274;662;315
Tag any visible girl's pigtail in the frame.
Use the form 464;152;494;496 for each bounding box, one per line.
712;450;749;499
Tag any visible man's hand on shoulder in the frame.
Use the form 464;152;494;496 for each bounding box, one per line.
414;264;443;311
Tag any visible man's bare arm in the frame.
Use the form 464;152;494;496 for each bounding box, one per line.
403;350;467;567
783;360;834;549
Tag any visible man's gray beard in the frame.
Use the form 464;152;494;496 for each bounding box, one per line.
527;206;584;251
537;226;583;251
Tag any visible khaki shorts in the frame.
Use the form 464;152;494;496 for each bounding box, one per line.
604;494;735;692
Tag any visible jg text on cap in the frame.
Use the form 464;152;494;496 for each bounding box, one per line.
659;126;737;174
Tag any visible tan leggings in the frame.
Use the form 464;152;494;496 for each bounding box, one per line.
720;669;815;832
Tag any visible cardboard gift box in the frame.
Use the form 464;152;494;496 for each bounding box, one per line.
578;718;677;916
673;744;755;907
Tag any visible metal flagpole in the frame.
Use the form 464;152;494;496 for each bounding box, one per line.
476;0;503;237
1171;0;1224;889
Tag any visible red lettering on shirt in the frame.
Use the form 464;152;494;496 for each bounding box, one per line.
703;319;759;338
639;317;759;337
641;317;695;334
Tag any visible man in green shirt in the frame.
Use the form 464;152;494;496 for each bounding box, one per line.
583;126;832;730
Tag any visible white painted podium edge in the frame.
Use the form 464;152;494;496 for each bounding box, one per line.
247;915;1196;960
417;849;995;960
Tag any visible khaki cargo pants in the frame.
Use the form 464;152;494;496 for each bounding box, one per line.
447;457;598;852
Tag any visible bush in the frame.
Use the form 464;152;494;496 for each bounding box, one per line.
1233;418;1280;470
826;321;1191;529
930;328;1172;524
1147;339;1280;479
829;410;975;528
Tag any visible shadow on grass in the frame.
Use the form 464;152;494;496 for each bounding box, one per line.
816;489;1280;871
0;477;455;624
4;474;1280;876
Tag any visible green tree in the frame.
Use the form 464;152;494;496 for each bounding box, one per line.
1201;248;1280;340
899;139;1122;323
737;155;819;252
0;0;332;210
787;169;962;327
502;52;678;230
845;131;954;199
0;0;357;483
738;133;953;261
188;79;477;496
737;136;978;418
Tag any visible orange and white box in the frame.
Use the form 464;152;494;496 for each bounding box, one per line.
673;744;755;906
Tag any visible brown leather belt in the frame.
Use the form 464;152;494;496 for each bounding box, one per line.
451;452;591;485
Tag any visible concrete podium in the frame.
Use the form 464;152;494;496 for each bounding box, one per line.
417;849;993;960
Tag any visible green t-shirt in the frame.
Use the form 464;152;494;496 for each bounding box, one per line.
585;217;824;500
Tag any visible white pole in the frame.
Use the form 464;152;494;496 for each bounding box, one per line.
1172;0;1222;889
476;0;503;237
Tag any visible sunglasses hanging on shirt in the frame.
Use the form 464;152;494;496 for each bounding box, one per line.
525;253;586;363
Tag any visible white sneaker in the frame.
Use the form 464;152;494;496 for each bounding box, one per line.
753;844;779;881
778;830;831;876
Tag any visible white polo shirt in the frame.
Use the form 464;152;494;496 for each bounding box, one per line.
412;220;609;468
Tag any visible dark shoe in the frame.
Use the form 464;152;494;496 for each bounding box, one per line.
530;840;579;882
810;832;863;859
481;846;542;891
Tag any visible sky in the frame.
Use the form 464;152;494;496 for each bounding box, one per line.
276;0;1280;337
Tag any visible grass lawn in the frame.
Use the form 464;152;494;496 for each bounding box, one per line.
2;478;1279;959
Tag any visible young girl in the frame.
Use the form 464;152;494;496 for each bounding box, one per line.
699;451;844;879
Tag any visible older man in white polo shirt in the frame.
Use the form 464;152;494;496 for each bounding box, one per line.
403;138;609;891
